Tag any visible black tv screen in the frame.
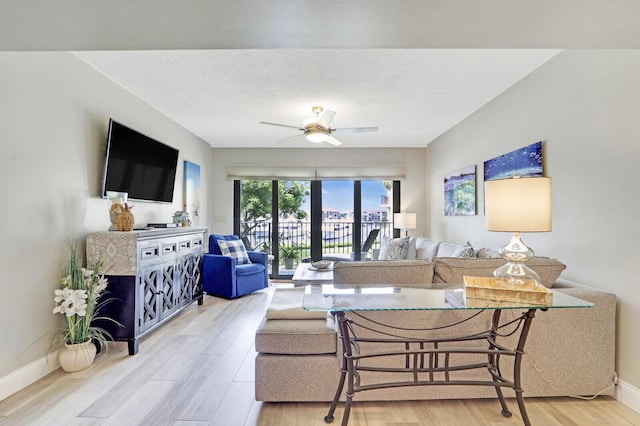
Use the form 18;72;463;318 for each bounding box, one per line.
101;119;179;203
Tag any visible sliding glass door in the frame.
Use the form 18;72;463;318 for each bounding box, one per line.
321;181;354;260
237;180;310;278
278;180;310;274
236;179;399;279
361;180;394;257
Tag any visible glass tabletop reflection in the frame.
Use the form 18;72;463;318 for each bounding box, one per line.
302;284;594;312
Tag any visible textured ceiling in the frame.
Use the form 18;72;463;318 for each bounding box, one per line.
75;49;559;148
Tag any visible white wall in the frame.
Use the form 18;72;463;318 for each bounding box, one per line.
0;53;211;383
209;147;427;235
425;50;640;390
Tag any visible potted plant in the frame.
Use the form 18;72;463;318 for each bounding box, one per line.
279;243;301;270
52;241;115;372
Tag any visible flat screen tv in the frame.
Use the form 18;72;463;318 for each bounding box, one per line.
101;119;179;203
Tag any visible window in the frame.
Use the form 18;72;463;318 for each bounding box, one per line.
235;180;400;279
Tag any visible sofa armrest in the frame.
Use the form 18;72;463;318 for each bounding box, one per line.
551;281;616;304
203;254;237;296
518;283;617;396
248;250;268;265
204;253;235;266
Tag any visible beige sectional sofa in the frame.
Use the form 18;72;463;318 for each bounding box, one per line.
255;257;616;403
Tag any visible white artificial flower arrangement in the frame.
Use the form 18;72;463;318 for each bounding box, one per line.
52;241;115;348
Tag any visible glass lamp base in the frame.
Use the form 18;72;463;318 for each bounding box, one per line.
493;261;541;286
495;232;541;286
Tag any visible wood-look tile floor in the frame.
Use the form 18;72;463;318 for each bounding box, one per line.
1;284;638;425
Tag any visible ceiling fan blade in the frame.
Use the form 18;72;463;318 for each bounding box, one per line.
260;121;304;130
277;133;306;144
325;135;342;146
316;110;337;129
333;126;379;134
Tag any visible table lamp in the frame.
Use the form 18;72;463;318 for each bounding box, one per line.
394;212;416;237
485;176;551;285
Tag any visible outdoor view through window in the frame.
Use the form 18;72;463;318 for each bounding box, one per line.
240;180;394;275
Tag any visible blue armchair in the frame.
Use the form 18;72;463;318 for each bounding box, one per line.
203;234;270;299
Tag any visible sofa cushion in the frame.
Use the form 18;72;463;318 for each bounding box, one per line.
255;317;336;355
235;262;265;276
266;288;326;320
378;236;410;260
333;260;434;286
217;239;251;264
433;257;566;288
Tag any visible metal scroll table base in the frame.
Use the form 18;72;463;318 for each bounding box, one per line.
323;308;538;426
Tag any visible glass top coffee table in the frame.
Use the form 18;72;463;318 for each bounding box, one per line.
303;284;593;426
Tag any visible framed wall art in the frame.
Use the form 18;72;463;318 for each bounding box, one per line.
484;141;543;181
444;165;476;216
183;160;201;225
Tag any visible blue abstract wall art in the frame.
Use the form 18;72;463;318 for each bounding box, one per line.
484;141;543;181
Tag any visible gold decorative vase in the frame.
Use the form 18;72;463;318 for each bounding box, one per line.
106;191;129;231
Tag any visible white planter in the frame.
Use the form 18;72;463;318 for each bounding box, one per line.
58;339;96;373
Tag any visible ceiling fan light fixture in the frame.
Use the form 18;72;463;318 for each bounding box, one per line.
302;116;318;127
306;130;329;143
260;105;377;145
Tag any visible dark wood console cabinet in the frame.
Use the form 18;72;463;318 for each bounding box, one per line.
86;227;207;355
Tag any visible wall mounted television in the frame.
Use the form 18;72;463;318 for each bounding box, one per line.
101;119;179;203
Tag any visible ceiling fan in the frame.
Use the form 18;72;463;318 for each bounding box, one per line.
259;106;378;146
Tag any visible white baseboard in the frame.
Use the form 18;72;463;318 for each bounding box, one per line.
616;379;640;415
0;351;60;403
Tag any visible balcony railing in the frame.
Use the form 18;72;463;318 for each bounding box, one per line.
241;220;393;259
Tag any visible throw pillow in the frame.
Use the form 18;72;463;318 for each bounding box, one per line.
476;247;501;258
378;236;410;260
415;237;440;260
217;239;251;264
407;237;417;260
452;242;476;258
437;241;475;258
